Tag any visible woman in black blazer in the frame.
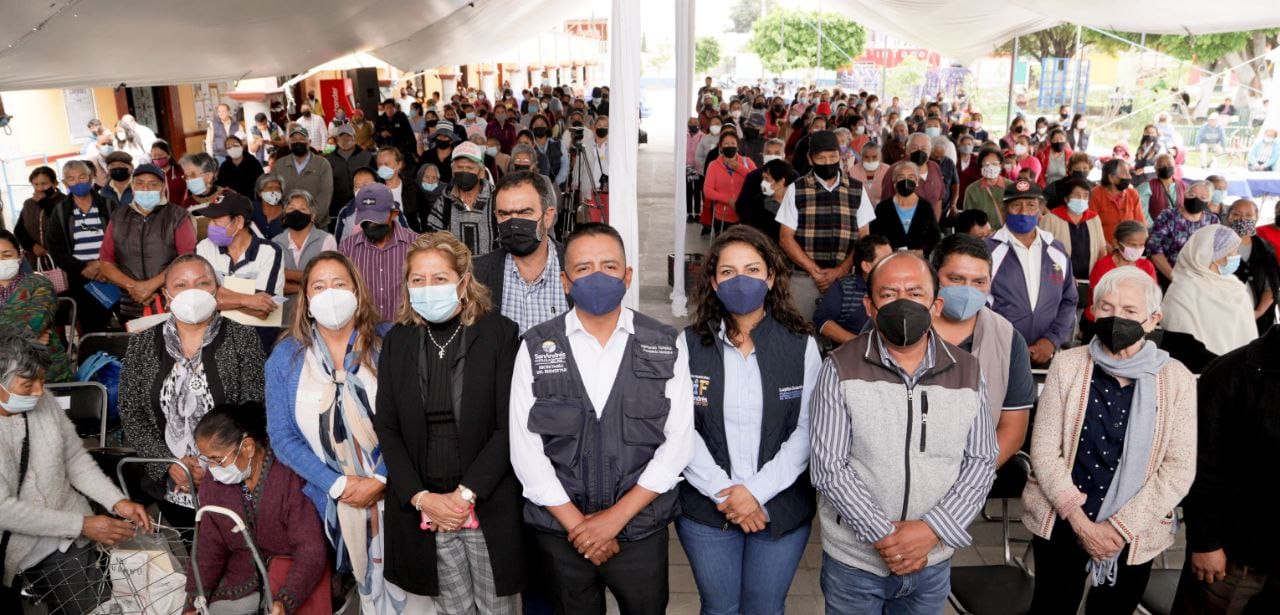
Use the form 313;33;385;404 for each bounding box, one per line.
372;231;525;611
868;161;942;257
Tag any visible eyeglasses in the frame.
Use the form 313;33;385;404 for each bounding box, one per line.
198;437;245;467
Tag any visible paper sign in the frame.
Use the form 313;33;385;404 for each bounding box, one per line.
220;277;283;327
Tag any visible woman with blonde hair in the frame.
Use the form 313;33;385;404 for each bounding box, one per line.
373;232;526;612
265;251;432;613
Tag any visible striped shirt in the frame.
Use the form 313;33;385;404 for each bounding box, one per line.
71;205;107;262
500;242;570;334
809;330;994;549
196;235;286;296
338;224;419;322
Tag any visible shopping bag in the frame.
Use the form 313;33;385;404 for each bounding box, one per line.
36;255;69;294
108;531;187;615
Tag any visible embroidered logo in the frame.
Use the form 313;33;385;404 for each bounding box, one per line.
778;385;803;401
691;375;711;407
541;340;557;354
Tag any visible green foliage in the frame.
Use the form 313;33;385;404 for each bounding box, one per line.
1090;29;1279;68
730;0;774;34
884;56;928;103
695;37;722;75
747;7;867;72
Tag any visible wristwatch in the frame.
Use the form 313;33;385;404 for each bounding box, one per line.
458;485;476;505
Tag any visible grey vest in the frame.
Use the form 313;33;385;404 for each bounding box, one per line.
211;119;233;158
679;315;816;538
522;311;681;540
272;227;334;322
971;307;1014;426
109;202;190;318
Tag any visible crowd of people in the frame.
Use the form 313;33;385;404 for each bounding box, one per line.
0;76;1276;615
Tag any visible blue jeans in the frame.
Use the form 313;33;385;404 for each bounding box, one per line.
819;552;951;614
675;515;810;615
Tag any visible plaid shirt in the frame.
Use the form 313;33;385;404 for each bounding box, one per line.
1147;208;1220;265
500;242;569;334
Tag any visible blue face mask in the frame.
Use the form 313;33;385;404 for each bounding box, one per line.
133;190;163;210
938;284;988;321
1066;198;1089;215
377;165;396;181
1220;254;1242;277
1004;212;1039;234
925;126;941;138
1212;188;1227;203
409;280;463;323
186;176;207;195
0;381;39;414
569;271;627;316
421;181;439;192
715;275;769;315
68;182;93;197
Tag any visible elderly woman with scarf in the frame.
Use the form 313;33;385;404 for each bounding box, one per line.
118;254;265;527
266;252;434;614
1022;266;1196;614
0;231;72;383
1160;224;1259;370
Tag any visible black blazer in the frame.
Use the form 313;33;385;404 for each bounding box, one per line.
472;240;570;311
869;196;942;257
372;311;525;597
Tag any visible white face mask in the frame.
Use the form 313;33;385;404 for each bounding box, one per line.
981;164;1002;179
0;258;19;281
863;160;881;172
169;289;218;325
308;288;359;330
709;125;722;135
226;146;244;159
762;154;782;164
1122;245;1145;261
260;191;283;205
761;180;775;197
208;440;251;485
1014;144;1028;156
0;381;39;414
854;125;865;135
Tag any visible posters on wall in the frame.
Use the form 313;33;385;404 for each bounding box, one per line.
62;87;97;144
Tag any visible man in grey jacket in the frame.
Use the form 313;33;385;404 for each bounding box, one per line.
809;252;997;613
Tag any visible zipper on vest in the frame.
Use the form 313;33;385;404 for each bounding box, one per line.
593;414;605;514
919;391;930;453
901;387;914;521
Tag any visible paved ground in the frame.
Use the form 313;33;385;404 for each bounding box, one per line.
627;87;1186;614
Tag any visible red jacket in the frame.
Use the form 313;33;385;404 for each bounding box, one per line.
703;155;756;224
1035;143;1073;187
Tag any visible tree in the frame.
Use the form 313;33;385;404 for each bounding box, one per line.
748;7;868;72
995;25;1116;64
730;0;775;34
696;37;722;75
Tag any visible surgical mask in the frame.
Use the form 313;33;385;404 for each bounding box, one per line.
497;217;543;257
1230;218;1257;238
377;165;396;180
322;144;336;155
874;298;933;347
209;442;251;485
1067;198;1089;215
924;126;941;138
894;179;917;197
938;284;987;321
863;160;880;172
761;180;775;197
153;156;170;168
421;181;439;192
227;146;244;159
68;182;93;197
569;271;627;316
261;191;283;205
486;146;498;157
1014;144;1028;156
981;164;1001;179
133;190;163;211
466;112;477;120
186;176;208;195
855;125;866;135
0;381;39;414
452;171;479;191
109;167;131;182
1004;213;1039;234
959;145;973;155
709;125;722;135
309;288;359;330
762;154;782;164
1093;316;1148;353
409;280;462;322
1221;254;1242;277
169;289;218;324
98;144;115;156
716;275;769;315
282;210;312;231
206;223;235;247
0;258;20;281
1212;189;1227;203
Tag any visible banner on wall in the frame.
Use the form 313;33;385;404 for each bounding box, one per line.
319;79;354;123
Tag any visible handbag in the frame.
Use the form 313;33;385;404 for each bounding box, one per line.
34;213;69;293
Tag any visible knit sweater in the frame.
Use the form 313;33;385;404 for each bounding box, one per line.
1;394;127;585
1021;345;1197;565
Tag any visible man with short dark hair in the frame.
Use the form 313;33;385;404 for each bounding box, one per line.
374;98;417;165
99;151;134;210
955;209;993;239
813;234;892;344
274;125;335;228
248;112;284;165
338;183;417;322
325;124;374;222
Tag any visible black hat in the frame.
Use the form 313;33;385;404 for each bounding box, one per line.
808;130;839;154
197;191;253;219
1002;179;1045;202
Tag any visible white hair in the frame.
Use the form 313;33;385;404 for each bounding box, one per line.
1093;266;1163;317
1187;180;1213;198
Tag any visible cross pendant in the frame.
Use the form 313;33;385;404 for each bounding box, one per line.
438;349;446;359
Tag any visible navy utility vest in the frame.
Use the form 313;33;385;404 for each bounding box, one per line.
522;311;682;541
680;314;816;538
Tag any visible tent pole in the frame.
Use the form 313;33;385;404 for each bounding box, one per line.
609;0;641;310
672;0;694;318
1006;36;1019;125
816;1;823;81
1071;25;1083;113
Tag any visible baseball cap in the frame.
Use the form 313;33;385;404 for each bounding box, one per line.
808;130;839;154
353;184;396;224
104;151;133;166
333;124;355;137
452;141;485;164
197;191;253;219
1002;179;1045;203
132;164;165;182
288;124;309;138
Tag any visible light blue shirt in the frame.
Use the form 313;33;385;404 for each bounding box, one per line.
293;152;312;175
683;325;822;509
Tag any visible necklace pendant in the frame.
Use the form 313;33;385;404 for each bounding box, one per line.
438;349;446;359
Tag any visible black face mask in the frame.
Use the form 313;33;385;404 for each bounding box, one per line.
513;164;534;173
436;140;452;151
1050;141;1065;152
109;168;131;182
721;147;738;159
498;217;543;256
362;221;391;243
282;210;312;231
875;298;933;347
572;121;584;128
1013;125;1024;133
595;127;609;138
1141;135;1156;144
290;142;310;157
1156;166;1175;180
532;126;550;138
452;171;479;191
425;120;438;130
894;179;918;197
1114;178;1131;192
908;150;929;166
1184;197;1208;214
1093;316;1147;353
813;162;840;181
1070;170;1088;180
688;125;699;135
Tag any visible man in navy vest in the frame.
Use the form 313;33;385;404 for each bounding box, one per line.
509;223;694;614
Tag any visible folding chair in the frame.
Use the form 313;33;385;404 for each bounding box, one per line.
948;453;1035;615
55;296;78;358
77;331;132;367
1139;510;1186;615
46;381;108;447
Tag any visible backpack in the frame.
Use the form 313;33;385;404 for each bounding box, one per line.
76;351;123;422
